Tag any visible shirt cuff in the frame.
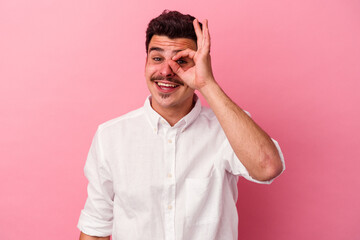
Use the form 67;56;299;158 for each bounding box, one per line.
242;138;285;184
77;210;112;237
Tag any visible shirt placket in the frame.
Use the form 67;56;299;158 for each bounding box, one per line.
163;124;177;240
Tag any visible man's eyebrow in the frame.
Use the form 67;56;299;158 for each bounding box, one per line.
148;47;184;54
148;47;164;53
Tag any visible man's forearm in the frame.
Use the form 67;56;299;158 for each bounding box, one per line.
199;81;283;181
79;232;110;240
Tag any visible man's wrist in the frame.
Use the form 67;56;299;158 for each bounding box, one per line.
198;78;220;98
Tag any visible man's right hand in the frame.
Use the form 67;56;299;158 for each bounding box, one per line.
79;232;110;240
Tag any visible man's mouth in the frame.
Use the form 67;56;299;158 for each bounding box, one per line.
154;80;180;92
156;82;180;88
151;76;183;93
151;76;184;86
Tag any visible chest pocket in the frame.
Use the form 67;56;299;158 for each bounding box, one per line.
185;176;223;225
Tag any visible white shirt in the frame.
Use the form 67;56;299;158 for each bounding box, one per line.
78;95;285;240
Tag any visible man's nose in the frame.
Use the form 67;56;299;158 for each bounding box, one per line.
160;61;175;77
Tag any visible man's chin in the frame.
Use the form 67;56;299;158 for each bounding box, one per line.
151;92;183;110
153;93;175;106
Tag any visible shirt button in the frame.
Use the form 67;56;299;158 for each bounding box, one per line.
168;139;172;143
167;173;172;178
168;205;173;210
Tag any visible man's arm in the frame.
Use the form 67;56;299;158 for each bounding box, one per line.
199;81;283;181
78;130;114;239
169;19;283;181
79;232;110;240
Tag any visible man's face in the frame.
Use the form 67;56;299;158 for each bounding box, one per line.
145;35;197;112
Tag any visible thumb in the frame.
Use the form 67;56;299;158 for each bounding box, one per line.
168;60;185;78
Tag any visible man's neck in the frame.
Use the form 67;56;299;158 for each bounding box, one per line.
151;97;195;127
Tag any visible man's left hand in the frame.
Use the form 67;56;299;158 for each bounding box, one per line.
169;19;215;90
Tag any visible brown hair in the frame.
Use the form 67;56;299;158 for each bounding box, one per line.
145;10;202;53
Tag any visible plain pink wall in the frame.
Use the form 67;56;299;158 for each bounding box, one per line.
1;0;359;239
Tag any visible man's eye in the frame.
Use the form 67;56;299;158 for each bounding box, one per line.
153;57;162;61
176;59;187;64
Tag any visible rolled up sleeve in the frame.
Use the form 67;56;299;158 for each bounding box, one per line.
78;128;114;237
223;137;285;184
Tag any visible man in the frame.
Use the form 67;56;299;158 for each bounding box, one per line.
78;10;284;240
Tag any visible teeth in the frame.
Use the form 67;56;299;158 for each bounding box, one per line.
157;82;178;87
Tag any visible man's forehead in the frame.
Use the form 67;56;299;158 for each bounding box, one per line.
148;35;197;53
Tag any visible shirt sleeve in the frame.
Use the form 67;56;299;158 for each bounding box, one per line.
222;136;285;185
77;128;114;237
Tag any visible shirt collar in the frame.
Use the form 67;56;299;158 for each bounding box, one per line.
144;94;202;134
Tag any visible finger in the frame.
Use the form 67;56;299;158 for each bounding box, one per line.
172;49;196;61
193;19;203;49
203;19;211;52
168;60;185;77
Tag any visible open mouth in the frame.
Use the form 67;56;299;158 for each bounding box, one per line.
155;81;180;92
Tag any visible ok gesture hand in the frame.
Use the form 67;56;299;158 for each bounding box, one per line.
169;19;215;90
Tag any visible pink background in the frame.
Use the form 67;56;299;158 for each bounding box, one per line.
1;0;359;239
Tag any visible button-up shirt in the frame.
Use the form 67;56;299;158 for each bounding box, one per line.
78;95;285;240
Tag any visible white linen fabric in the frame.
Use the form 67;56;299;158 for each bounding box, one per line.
78;95;285;240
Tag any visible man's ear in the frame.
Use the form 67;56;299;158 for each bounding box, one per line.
144;55;147;72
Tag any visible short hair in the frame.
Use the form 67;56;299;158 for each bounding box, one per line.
145;10;202;53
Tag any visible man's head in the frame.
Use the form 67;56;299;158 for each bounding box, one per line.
145;10;202;53
144;10;202;115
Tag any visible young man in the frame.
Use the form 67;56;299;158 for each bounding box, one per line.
78;10;284;240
